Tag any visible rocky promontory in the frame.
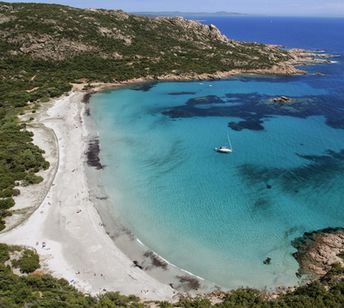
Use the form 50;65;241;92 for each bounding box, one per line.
292;228;344;277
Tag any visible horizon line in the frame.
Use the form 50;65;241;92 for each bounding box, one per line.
130;11;344;18
3;2;344;18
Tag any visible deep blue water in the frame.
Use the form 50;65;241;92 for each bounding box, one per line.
199;16;344;52
90;17;344;289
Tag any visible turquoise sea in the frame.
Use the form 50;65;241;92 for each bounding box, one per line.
90;17;344;289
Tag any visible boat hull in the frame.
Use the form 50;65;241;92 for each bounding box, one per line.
215;147;232;154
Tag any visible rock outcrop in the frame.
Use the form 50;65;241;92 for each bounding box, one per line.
292;228;344;277
272;96;292;103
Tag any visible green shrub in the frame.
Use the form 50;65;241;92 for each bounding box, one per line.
12;249;40;274
327;263;344;276
338;251;344;260
0;243;10;263
158;301;174;308
0;188;14;198
221;288;265;307
22;174;43;186
178;297;212;308
97;291;141;307
0;198;15;210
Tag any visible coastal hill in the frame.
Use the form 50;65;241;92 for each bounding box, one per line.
0;2;291;76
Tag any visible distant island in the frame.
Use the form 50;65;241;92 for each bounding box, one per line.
133;11;247;17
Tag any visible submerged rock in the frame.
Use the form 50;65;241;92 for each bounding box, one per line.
228;119;265;131
272;96;292;103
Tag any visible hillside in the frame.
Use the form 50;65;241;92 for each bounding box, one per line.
0;2;291;75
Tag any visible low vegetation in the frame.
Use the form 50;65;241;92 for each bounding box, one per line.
11;248;40;274
0;243;343;307
338;251;344;260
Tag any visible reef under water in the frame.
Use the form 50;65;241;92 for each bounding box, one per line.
162;91;344;131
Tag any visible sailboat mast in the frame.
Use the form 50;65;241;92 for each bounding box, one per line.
227;131;232;150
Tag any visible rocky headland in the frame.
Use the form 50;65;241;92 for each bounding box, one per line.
292;228;344;277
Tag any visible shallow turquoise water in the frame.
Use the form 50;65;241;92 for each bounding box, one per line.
90;17;344;289
91;75;344;288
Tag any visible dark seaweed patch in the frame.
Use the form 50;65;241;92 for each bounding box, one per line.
86;139;103;170
82;92;94;104
162;91;344;131
236;76;304;84
186;95;226;106
239;149;344;194
249;197;276;219
143;251;168;270
176;275;200;291
228;119;264;131
128;82;157;92
168;91;196;96
285;226;305;239
325;117;344;129
254;198;271;210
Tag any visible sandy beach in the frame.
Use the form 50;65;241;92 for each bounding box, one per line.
0;91;176;300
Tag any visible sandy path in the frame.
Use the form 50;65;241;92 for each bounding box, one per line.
0;92;174;300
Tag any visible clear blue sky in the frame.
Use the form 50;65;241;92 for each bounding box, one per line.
7;0;344;16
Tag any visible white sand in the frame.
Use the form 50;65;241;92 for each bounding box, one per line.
0;92;175;300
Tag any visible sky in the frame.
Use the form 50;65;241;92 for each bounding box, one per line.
7;0;344;17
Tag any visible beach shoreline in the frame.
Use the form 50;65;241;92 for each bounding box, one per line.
83;93;218;296
0;91;180;300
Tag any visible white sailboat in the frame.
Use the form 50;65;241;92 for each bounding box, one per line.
215;132;233;154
